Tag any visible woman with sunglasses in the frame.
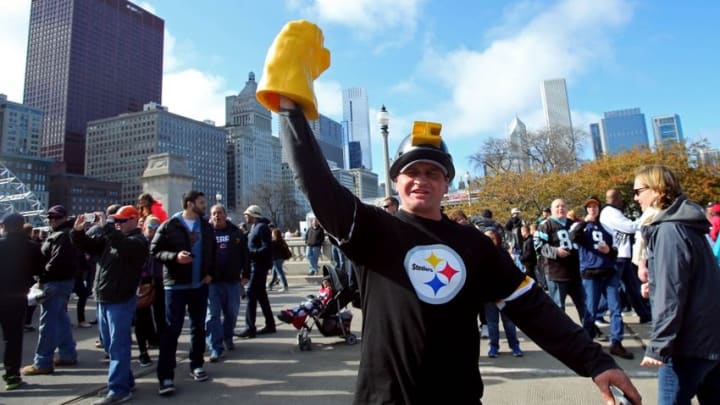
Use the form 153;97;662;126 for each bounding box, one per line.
634;165;720;404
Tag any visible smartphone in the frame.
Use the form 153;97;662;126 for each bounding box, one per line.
84;213;96;223
609;385;632;405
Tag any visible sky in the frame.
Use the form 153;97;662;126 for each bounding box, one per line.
1;0;718;184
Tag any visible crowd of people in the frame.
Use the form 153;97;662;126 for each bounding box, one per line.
4;17;720;405
0;191;295;404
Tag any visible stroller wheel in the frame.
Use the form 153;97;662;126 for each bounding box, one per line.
297;333;312;351
346;334;358;345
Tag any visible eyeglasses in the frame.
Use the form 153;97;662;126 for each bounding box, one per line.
633;187;649;197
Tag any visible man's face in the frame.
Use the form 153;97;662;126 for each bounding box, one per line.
47;215;66;230
383;200;398;214
551;199;567;219
190;196;207;217
394;162;448;220
211;207;227;229
243;213;255;224
114;217;138;234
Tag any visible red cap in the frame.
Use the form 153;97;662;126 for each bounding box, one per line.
711;204;720;214
110;205;139;220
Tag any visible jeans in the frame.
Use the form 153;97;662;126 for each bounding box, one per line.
98;297;136;397
206;282;241;353
546;277;586;323
34;279;77;369
616;258;651;321
269;259;288;289
582;272;623;343
157;285;208;381
658;357;720;405
245;266;275;332
331;244;345;270
307;246;321;274
484;303;519;350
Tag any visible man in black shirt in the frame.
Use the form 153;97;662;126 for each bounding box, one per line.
255;20;642;404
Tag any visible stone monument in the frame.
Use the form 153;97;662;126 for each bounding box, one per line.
141;153;193;215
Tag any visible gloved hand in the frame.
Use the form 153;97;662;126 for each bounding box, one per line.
256;20;330;120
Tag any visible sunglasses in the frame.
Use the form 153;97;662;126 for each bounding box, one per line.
383;205;392;209
633;187;649;197
47;215;62;220
115;218;131;224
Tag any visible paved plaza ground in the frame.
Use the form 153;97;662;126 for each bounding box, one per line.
2;273;665;404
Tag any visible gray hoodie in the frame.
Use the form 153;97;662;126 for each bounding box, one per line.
642;195;720;361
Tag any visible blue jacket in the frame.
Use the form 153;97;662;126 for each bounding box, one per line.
570;220;616;273
247;217;272;272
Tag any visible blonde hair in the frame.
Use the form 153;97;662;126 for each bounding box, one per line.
634;165;683;209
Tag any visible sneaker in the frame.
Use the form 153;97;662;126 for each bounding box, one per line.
488;347;499;358
258;326;276;335
511;347;524;357
609;342;635;360
93;393;132;405
190;367;208;382
480;324;489;339
4;375;24;391
78;321;93;328
95;340;104;349
139;352;152;367
53;357;78;366
21;365;53;375
158;379;175;396
594;318;610;327
89;319;99;325
209;350;223;363
277;287;287;292
225;340;235;351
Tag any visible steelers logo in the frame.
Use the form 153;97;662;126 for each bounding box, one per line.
404;244;466;304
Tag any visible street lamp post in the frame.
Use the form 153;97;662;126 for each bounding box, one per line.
377;105;391;198
465;172;472;207
215;192;222;205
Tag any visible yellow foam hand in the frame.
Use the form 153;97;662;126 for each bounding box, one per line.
256;20;331;120
411;121;442;147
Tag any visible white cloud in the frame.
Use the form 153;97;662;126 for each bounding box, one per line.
289;0;423;37
136;1;156;14
427;0;633;140
163;69;233;125
0;2;30;101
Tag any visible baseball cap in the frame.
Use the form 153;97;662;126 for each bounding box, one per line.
711;204;720;214
244;204;264;218
511;208;521;214
110;205;139;220
389;121;455;182
584;196;602;208
47;205;68;218
0;212;25;228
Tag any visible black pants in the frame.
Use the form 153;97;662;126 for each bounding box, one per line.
1;299;26;377
245;267;275;332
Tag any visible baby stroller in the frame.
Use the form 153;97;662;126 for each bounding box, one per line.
296;263;361;351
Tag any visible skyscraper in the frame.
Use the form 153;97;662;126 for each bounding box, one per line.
507;117;528;172
599;108;649;155
226;72;281;212
0;94;42;156
652;114;684;148
342;88;371;169
589;123;602;159
540;79;573;133
23;0;164;174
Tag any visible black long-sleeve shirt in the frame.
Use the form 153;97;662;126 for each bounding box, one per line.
280;107;617;404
